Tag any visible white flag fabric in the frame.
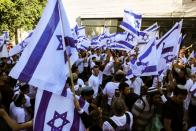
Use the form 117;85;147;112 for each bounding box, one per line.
114;32;137;51
9;32;33;56
120;9;142;36
34;88;89;131
132;38;159;76
9;0;78;94
157;21;182;75
137;23;159;53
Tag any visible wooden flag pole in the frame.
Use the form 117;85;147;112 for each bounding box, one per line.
57;0;76;96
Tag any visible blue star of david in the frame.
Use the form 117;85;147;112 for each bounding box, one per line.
56;35;63;50
126;33;134;42
142;34;149;41
164;55;175;63
47;111;70;131
106;39;112;45
135;20;140;28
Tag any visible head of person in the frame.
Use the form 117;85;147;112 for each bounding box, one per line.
173;85;188;104
81;86;94;103
13;93;26;107
20;83;29;94
72;73;78;85
119;82;130;96
114;70;125;82
147;87;162;106
111;98;127;116
92;65;99;76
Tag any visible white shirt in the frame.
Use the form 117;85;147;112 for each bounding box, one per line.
9;102;26;124
102;111;133;131
76;58;84;73
103;62;114;76
191;64;196;75
184;80;194;110
126;77;144;95
122;63;130;74
88;74;100;98
103;82;120;105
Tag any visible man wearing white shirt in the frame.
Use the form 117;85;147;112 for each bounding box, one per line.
126;75;144;96
88;65;100;98
103;70;125;106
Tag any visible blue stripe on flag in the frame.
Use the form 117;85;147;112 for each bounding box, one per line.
142;65;157;73
34;90;52;131
120;21;138;35
139;42;155;61
70;97;85;130
124;10;142;19
161;46;174;54
117;40;134;49
18;1;60;82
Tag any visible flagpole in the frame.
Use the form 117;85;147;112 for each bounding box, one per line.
57;0;76;96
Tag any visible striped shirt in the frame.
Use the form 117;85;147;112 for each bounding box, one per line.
131;96;154;131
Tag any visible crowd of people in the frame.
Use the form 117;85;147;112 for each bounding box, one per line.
0;46;195;131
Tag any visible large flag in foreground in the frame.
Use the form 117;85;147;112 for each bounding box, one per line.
157;21;182;74
9;0;78;94
34;88;89;131
132;38;160;76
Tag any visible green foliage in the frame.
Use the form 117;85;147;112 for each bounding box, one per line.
0;0;47;38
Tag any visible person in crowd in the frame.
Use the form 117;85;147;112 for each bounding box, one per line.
88;65;100;98
102;98;133;131
131;86;162;131
163;85;188;131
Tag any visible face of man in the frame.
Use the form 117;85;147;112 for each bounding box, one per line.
152;94;161;105
123;87;130;95
93;67;99;76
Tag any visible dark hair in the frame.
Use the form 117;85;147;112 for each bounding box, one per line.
111;98;126;116
13;93;25;107
114;74;125;82
119;82;129;92
20;84;29;92
93;65;99;69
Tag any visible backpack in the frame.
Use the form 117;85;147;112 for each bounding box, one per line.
107;113;131;131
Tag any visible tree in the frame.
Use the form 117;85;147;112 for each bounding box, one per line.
0;0;47;43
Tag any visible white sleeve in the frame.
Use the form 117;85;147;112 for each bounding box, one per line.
127;112;133;130
102;121;113;131
88;78;93;87
24;95;31;108
103;84;108;95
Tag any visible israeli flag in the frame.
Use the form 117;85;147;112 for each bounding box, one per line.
9;32;33;56
133;38;159;76
3;31;10;41
0;44;9;58
137;23;159;53
120;9;142;36
115;32;137;50
9;0;78;95
34;88;89;131
157;21;182;74
0;35;5;47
